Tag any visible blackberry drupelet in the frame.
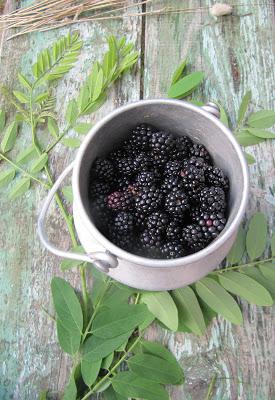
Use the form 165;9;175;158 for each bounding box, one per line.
161;176;184;195
199;186;226;213
163;161;182;177
166;220;182;241
205;166;229;191
117;157;136;176
90;180;111;198
161;241;186;259
147;211;169;234
113;212;134;234
171;136;192;160
107;190;133;211
194;211;227;240
189;143;211;164
165;190;190;216
136;171;158;189
149;131;175;155
135;186;163;214
93;158;114;181
182;224;210;251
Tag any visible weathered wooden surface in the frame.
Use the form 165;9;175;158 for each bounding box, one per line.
0;0;274;399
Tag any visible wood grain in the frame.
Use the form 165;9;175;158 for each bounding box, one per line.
0;0;274;399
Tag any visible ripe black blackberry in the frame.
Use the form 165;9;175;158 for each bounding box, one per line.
107;190;133;211
180;164;205;189
147;211;169;234
130;123;154;151
182;224;210;252
161;176;184;195
133;152;152;172
161;241;186;259
163;161;182;177
183;156;207;171
205;166;229;191
165;190;190;216
115;175;131;190
93;158;114;181
166;220;182;241
135;186;163;214
109;229;133;251
189;143;211;164
149;131;175;155
171;136;192;160
133;211;147;231
199;186;226;213
140;229;163;249
113;212;134;234
136;171;158;189
90;180;111;198
109;148;125;161
117;157;136;176
184;184;205;205
193;211;227;240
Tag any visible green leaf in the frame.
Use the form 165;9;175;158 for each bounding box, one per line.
246;212;267;260
102;352;114;370
13;90;29;104
235;130;265;146
63;366;78;400
141;291;178;331
51;276;83;335
0;169;16;189
247;127;275;139
81;358;101;387
9;177;30;200
65;100;78;125
226;225;246;265
62;185;73;203
62;137;81;148
18;73;32;91
258;263;275;281
199;298;217;326
244;267;275;301
128;353;182;384
1;121;18;153
82;331;132;362
112;372;169;400
47;117;59;138
57;319;81;355
195;277;243;325
218;271;272;306
247;110;275;128
244;151;256;165
16;144;37;164
104;386;127;400
92;304;149;338
138;311;155;331
29;153;48;173
60;245;84;271
271;232;275;257
219;105;229;127
34;92;49;103
168;71;204;99
171;58;187;85
100;284;132;309
237;91;251;125
38;390;47;400
172;286;206;336
74;122;92;135
92;68;104;102
0;109;6;131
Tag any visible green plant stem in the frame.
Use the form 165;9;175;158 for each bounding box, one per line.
80;333;143;400
0;152;49;187
214;257;275;274
46;125;71;153
205;374;217;400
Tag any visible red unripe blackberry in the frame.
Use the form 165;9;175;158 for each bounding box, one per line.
199;186;226;213
164;190;190;216
107;190;133;211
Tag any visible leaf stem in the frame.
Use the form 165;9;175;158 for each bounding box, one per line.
80;333;143;400
214;257;275;274
0;152;49;187
205;374;217;400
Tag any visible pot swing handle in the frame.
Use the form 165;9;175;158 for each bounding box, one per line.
201;102;220;119
37;162;118;273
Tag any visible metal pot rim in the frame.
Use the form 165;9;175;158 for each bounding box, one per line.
72;99;249;268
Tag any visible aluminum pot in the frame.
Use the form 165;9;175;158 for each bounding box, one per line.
38;99;249;291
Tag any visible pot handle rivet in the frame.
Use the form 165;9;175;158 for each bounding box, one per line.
37;162;118;274
201;102;220;119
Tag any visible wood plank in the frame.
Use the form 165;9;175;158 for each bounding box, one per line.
143;1;275;399
0;2;142;398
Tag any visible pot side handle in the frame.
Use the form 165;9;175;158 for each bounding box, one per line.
37;162;118;273
201;102;220;119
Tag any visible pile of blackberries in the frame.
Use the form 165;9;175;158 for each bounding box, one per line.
89;123;229;259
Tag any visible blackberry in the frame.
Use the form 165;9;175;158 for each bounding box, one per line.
183;156;207;171
147;211;169;234
149;131;175;155
182;224;210;251
185;184;205;205
171;136;192;160
199;186;226;213
161;176;184;195
136;171;158;189
180;164;205;189
151;152;169;168
133;152;152;172
113;212;134;234
92;158;114;181
164;190;190;216
109;229;133;251
107;190;133;211
109;148;125;161
117;157;135;176
140;229;163;249
135;186;163;214
130;123;154;151
193;211;227;240
133;210;147;231
161;241;186;259
90;180;111;198
163;161;182;177
166;220;182;241
115;175;131;190
189;143;211;164
205;166;229;191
